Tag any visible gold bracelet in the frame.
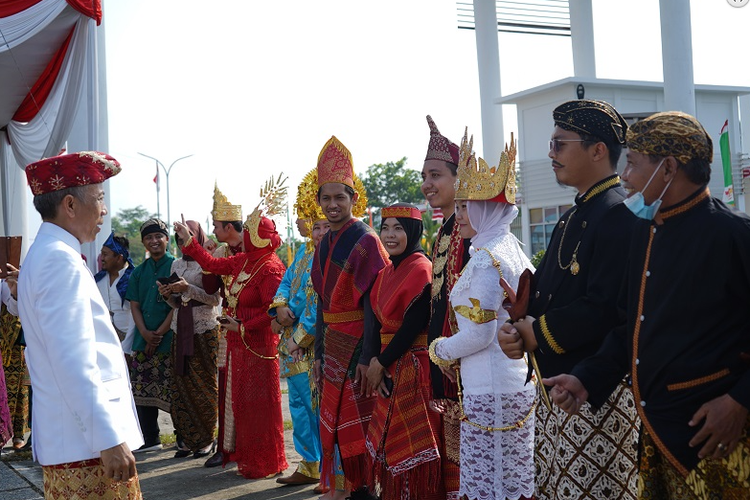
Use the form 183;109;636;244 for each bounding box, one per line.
428;338;454;368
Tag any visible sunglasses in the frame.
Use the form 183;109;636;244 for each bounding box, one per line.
549;138;586;154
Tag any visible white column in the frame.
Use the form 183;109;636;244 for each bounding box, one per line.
67;20;111;268
659;0;695;114
473;0;504;162
569;0;596;78
0;131;30;256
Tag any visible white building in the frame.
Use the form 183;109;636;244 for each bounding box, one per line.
499;77;750;255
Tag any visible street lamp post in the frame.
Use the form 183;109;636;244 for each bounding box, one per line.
138;152;194;227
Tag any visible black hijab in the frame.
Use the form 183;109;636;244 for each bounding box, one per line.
380;203;424;269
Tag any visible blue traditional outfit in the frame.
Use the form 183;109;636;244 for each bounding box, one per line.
269;242;321;481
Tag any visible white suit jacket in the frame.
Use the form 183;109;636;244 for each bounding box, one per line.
18;223;143;465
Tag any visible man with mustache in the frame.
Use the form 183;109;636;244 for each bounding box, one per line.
499;100;640;500
546;111;750;499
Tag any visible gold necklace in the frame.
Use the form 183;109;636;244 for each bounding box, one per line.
556;176;621;276
556;208;583;276
226;256;270;310
456;366;536;432
239;324;279;360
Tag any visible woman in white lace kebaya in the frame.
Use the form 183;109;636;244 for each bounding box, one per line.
429;133;536;500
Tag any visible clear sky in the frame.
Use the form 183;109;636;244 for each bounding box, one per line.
102;0;750;236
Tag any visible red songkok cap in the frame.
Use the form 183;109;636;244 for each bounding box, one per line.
425;115;459;165
25;151;121;196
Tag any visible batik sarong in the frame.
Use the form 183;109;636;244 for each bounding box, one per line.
42;459;142;500
638;418;750;500
170;328;219;451
129;351;173;412
535;381;640;500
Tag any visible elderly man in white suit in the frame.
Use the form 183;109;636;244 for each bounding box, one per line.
18;151;143;499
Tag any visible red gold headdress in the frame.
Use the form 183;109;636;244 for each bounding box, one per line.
317;136;354;189
25;151;120;196
381;205;422;221
425;115;459;165
455;128;517;204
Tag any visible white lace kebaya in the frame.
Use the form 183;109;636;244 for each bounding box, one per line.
434;201;536;500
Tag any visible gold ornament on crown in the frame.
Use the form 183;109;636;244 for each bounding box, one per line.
295;169;325;223
454;128;518;203
212;181;243;221
245;173;288;248
351;172;368;219
295;169;326;252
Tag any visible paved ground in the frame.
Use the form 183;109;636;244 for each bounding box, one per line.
1;381;321;499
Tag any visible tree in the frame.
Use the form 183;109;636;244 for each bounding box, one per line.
275;235;303;268
360;157;423;227
111;206;155;266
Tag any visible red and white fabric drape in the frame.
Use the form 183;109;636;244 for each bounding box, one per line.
0;0;101;168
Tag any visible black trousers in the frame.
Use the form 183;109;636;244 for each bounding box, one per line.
136;405;160;444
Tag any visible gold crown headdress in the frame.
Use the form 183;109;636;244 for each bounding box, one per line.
212;181;243;221
351;172;368;218
454;129;517;204
295;169;326;251
245;174;288;248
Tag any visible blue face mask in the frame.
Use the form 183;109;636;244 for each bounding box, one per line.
623;159;672;220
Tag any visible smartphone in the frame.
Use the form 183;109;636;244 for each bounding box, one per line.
157;272;180;286
382;376;393;398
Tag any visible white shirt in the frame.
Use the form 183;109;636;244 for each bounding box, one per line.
18;222;143;465
96;266;135;353
1;280;19;316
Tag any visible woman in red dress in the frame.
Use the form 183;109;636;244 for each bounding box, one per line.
174;213;288;479
364;203;442;500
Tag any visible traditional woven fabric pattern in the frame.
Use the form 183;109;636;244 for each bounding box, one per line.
42;461;142;500
129;350;172;412
312;219;389;489
638;419;750;500
535;381;639;500
319;328;376;485
170;327;219;451
0;348;11;444
0;304;29;440
366;349;441;500
366;252;440;499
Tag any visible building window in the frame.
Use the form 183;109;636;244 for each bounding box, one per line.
529;204;572;255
